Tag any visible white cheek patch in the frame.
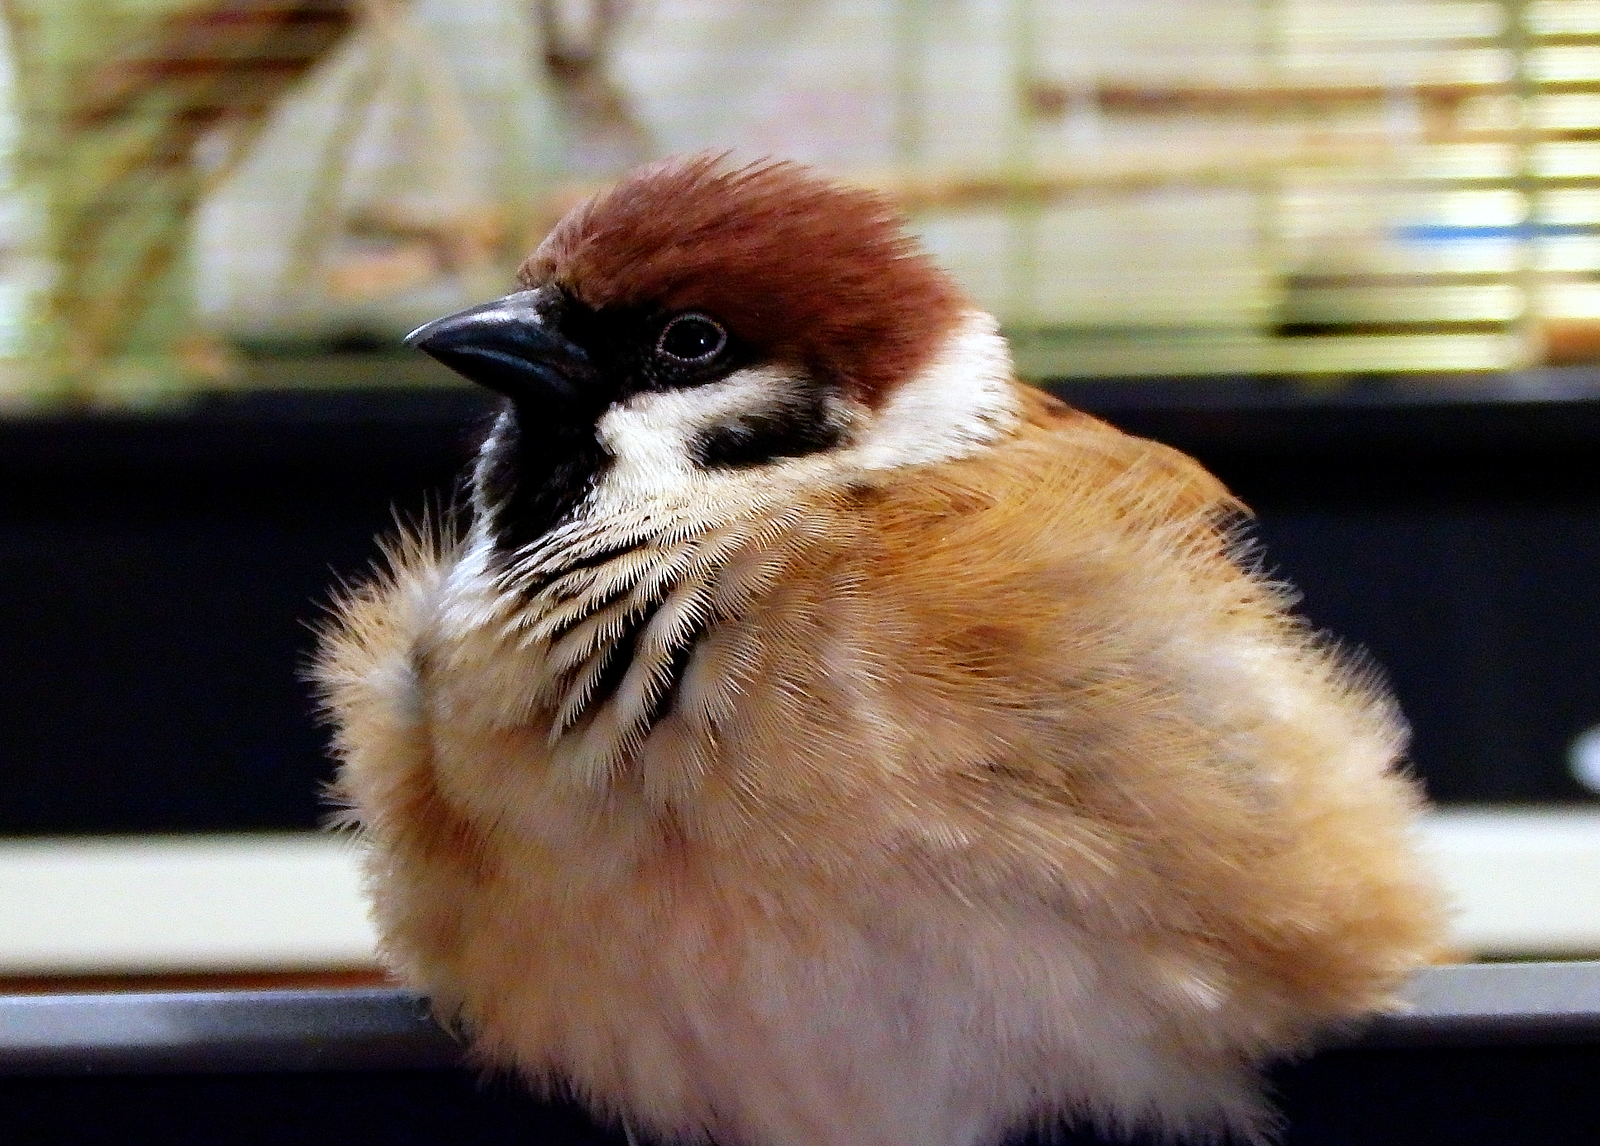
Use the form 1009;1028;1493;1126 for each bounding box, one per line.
589;366;811;508
571;309;1018;516
849;309;1020;470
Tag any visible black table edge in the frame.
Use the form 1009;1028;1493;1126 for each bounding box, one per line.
3;961;1599;1076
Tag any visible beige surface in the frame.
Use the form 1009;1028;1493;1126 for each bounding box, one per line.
0;809;1596;974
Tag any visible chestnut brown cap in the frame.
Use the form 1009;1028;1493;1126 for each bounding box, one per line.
520;155;968;407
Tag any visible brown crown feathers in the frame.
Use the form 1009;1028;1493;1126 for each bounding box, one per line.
522;154;968;405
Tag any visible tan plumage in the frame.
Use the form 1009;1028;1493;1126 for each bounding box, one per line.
316;157;1447;1146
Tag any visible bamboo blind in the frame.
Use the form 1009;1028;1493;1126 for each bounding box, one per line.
9;2;1600;394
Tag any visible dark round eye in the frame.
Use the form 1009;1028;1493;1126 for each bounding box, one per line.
656;313;727;363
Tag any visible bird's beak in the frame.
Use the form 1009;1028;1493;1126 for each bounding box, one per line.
406;290;594;406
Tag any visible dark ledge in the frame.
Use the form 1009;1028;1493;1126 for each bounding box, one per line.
1041;371;1600;451
1;962;1597;1077
1357;960;1600;1047
5;964;1600;1145
5;363;1600;478
0;987;463;1075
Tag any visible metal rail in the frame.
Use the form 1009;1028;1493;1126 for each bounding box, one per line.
2;961;1598;1076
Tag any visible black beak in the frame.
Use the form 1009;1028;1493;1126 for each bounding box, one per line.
406;290;593;406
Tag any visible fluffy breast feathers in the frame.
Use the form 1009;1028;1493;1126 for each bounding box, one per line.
317;378;1445;1146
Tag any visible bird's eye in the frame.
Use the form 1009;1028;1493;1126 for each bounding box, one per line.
656;313;727;363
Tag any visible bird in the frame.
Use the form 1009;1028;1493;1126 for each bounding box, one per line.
314;154;1449;1146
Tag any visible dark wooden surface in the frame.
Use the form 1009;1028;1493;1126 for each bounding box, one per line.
2;365;1599;834
3;963;1599;1144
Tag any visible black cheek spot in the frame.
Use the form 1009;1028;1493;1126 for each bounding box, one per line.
690;400;843;469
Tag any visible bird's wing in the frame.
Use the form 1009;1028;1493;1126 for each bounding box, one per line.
831;385;1440;1029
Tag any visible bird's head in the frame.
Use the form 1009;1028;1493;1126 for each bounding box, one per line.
408;155;1019;557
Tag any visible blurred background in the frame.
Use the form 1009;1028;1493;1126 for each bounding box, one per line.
1;0;1599;984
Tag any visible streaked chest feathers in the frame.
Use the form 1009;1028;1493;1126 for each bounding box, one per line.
451;476;830;779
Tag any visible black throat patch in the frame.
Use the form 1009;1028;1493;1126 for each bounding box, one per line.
474;400;610;565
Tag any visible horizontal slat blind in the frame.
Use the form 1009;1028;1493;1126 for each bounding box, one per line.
908;1;1600;375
